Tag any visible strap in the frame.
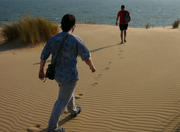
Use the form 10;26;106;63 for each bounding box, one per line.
53;33;69;66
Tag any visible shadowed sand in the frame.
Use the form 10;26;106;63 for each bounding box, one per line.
0;24;180;132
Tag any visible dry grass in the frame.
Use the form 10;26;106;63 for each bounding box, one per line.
2;15;59;45
172;20;180;29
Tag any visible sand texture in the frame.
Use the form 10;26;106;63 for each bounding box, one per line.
0;24;180;132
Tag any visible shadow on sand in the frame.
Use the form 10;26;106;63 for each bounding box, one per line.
90;43;120;53
32;42;121;65
26;114;75;132
0;40;28;52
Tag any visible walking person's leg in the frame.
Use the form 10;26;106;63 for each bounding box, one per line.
67;92;76;113
124;30;127;42
48;81;77;132
124;24;128;43
120;30;123;44
119;24;124;44
67;93;81;117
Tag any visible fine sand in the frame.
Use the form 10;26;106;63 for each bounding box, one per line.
0;24;180;132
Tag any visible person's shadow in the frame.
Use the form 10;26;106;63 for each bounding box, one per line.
0;40;28;52
26;114;75;132
90;43;120;53
32;42;121;65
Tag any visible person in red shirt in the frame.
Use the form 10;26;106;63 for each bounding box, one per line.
116;5;130;44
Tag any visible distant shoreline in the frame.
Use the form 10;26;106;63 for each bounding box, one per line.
1;0;180;28
0;20;175;28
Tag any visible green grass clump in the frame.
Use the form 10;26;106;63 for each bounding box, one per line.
172;20;180;29
2;15;59;45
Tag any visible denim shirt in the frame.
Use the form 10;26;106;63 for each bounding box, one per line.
40;32;91;82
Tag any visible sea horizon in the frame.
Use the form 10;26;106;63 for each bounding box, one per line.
0;0;180;27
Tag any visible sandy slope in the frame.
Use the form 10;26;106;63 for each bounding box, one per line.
0;24;180;132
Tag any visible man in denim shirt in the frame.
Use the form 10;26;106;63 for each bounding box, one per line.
39;14;96;132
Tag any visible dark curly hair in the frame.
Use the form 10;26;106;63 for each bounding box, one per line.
121;5;125;9
61;14;76;32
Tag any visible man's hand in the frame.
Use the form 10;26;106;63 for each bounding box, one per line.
90;65;96;73
39;69;45;80
39;60;46;81
85;58;96;73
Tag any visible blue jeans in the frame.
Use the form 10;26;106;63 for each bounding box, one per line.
48;80;77;131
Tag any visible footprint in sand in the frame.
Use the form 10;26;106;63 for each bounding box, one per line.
75;96;81;99
79;93;84;96
97;73;102;78
27;127;41;132
118;49;123;54
105;61;112;69
118;53;121;56
36;124;41;128
94;73;102;80
118;50;123;55
74;93;84;100
104;67;110;70
91;82;99;87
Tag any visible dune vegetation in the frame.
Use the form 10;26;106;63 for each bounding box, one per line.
2;15;59;45
172;20;180;29
145;23;151;29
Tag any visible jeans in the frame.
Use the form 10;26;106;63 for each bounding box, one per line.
48;80;77;131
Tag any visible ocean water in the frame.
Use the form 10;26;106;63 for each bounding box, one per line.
0;0;180;27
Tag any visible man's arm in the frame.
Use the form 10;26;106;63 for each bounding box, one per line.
116;12;119;25
76;37;96;72
39;60;46;80
39;39;51;81
84;58;96;72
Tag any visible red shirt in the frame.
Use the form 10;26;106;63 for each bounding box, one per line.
117;10;130;25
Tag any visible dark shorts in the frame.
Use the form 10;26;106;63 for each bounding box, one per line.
119;24;128;31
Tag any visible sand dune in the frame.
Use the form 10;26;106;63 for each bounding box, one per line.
0;24;180;132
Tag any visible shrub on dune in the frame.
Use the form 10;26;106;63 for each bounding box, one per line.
2;23;19;41
145;24;151;29
2;15;59;45
172;20;180;29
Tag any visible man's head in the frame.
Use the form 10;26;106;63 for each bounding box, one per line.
61;14;76;32
121;5;125;10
